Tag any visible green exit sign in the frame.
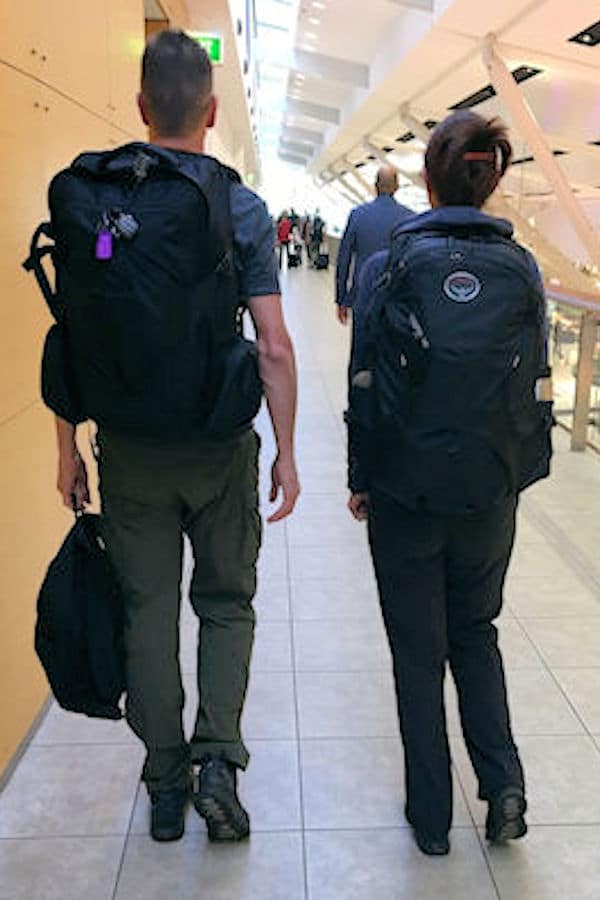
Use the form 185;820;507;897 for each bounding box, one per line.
188;32;224;65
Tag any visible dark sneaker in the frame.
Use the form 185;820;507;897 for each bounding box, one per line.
192;756;250;842
413;829;450;857
486;787;527;843
150;787;187;842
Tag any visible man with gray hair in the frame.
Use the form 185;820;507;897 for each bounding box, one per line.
336;166;413;372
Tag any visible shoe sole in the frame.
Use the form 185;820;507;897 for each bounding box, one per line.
487;794;527;843
151;825;185;843
193;793;250;842
415;838;450;857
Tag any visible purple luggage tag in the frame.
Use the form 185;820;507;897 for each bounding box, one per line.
95;229;113;261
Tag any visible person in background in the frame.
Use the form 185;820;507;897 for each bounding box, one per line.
335;166;412;376
277;211;293;269
348;111;550;857
309;210;325;265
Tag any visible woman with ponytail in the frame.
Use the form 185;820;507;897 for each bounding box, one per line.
348;111;550;857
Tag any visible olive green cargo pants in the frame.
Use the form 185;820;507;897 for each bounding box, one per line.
97;429;261;792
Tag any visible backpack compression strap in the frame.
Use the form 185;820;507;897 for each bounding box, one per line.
22;222;61;320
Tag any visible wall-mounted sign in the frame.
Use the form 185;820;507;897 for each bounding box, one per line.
188;32;224;65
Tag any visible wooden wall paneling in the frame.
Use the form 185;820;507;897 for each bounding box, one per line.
42;0;110;116
0;402;71;775
0;1;47;79
39;84;112;182
0;67;51;424
107;0;146;137
145;19;170;41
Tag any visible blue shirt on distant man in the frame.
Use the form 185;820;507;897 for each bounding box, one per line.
335;165;413;313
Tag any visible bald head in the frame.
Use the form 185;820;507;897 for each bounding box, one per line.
376;165;399;196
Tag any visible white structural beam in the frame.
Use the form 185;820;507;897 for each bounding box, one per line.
281;126;324;147
344;158;374;199
329;168;366;204
486;196;598;297
256;46;369;88
286;98;341;125
280;139;316;159
483;34;600;268
386;0;434;10
363;140;425;189
279;151;310;168
398;104;430;143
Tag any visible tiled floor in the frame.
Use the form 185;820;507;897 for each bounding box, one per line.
2;265;600;899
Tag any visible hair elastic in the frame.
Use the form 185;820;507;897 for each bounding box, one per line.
463;147;503;173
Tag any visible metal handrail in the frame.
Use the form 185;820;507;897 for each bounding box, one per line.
545;286;600;315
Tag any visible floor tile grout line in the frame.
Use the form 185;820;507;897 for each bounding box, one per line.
283;272;357;900
522;493;600;596
109;777;141;900
451;762;503;899
508;599;600;753
8;820;600;843
283;517;310;900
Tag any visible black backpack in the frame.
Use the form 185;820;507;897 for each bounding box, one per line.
35;514;124;719
350;227;553;515
24;143;262;440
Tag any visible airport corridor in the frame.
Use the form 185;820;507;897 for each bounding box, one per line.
2;265;600;900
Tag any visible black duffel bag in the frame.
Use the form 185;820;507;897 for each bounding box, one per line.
35;513;124;719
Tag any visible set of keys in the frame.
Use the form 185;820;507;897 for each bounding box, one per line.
95;208;140;260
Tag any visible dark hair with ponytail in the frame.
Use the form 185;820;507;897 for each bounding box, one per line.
424;111;512;208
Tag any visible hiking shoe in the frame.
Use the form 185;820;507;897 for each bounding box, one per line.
150;787;187;842
412;829;450;857
486;787;527;843
192;756;250;842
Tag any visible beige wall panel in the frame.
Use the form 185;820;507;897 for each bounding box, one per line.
43;0;109;116
159;0;190;28
0;6;144;779
0;3;47;80
0;67;51;423
0;402;72;775
107;0;146;137
40;85;113;178
0;68;115;426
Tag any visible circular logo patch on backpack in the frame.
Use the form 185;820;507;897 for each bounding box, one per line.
443;271;482;303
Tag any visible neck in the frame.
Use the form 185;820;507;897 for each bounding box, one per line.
149;128;207;154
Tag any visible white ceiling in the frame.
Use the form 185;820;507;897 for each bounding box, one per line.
288;0;600;206
252;0;600;284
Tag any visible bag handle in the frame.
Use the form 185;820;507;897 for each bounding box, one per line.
22;222;61;320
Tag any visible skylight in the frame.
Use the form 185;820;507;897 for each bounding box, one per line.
255;0;300;163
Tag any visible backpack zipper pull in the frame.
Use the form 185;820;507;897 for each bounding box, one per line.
95;229;113;261
95;212;113;261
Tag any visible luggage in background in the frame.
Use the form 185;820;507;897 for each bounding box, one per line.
315;251;329;270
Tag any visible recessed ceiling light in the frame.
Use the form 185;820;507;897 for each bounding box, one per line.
308;17;321;25
569;19;600;47
304;32;317;40
312;1;326;8
295;73;306;81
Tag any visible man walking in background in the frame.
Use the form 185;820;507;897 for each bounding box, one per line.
277;210;293;269
336;166;413;375
51;31;299;844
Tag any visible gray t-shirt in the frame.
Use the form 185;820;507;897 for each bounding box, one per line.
172;150;280;301
230;182;280;299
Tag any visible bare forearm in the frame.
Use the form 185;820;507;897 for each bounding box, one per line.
258;340;297;459
55;416;77;456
